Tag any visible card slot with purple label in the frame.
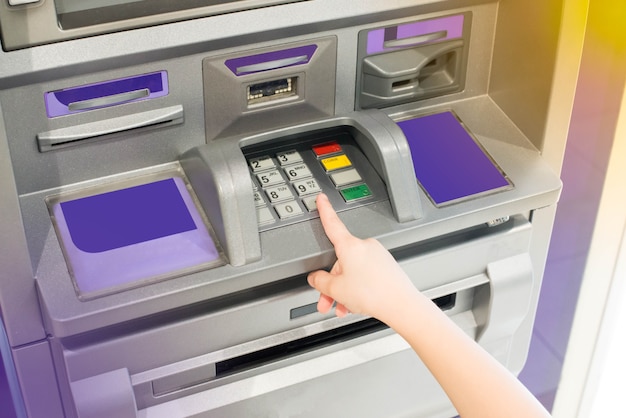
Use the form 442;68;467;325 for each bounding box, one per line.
51;177;224;298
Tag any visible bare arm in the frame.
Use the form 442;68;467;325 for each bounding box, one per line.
307;193;550;418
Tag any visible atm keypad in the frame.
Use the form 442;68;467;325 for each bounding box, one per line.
245;132;389;231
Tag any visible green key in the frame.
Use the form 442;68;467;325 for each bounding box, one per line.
340;184;372;202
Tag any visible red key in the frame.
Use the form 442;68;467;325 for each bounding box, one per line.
312;141;342;156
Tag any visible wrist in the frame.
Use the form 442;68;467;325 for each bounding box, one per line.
376;284;425;330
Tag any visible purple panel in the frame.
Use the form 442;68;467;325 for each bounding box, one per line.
225;44;318;76
0;358;18;418
398;112;511;205
367;14;464;55
61;178;196;253
44;71;169;118
52;177;221;296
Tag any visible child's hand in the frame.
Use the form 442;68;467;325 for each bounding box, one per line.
307;194;416;320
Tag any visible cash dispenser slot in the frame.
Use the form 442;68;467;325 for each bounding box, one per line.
214;293;456;379
143;290;465;399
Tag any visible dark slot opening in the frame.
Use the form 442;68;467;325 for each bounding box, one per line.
433;293;456;311
215;292;457;377
247;77;297;105
215;317;386;377
392;79;415;89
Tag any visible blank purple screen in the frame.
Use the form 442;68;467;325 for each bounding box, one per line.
61;178;197;253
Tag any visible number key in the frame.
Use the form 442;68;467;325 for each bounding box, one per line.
274;201;304;219
256;170;284;187
276;150;303;166
265;184;293;203
249;156;275;172
292;178;322;196
284;163;312;181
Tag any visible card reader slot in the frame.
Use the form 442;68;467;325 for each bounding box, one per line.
237;56;309;74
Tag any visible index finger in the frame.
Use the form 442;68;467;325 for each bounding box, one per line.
316;193;353;247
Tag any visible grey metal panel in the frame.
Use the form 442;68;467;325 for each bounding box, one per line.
0;0;489;88
358;109;423;222
122;335;457;417
0;101;46;347
0;0;303;51
71;369;137;418
508;204;559;375
12;341;65;418
134;329;461;417
489;0;564;150
181;139;262;267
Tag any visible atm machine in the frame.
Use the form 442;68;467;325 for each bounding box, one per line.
0;1;575;417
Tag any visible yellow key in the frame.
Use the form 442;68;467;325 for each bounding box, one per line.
320;154;352;171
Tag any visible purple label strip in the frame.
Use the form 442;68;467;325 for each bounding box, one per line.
367;14;464;55
225;44;318;76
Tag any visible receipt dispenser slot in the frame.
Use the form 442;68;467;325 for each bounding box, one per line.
356;14;470;109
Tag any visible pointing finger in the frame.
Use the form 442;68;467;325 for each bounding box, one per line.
316;194;353;247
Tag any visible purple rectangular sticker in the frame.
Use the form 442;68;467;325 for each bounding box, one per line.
52;177;222;297
367;15;464;55
60;178;196;253
398;112;511;205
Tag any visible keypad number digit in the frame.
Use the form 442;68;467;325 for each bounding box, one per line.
293;179;321;197
284;164;312;181
256;170;284;187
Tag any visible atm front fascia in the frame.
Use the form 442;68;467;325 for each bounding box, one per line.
0;1;577;417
